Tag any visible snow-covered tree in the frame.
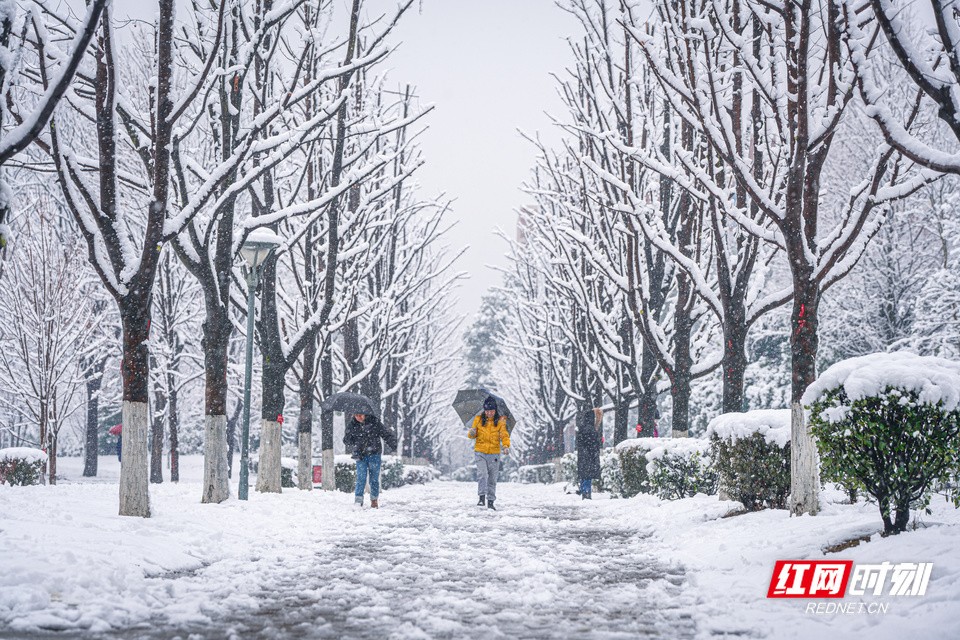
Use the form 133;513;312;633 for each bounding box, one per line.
0;0;107;249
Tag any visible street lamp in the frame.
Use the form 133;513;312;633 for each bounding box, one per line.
238;227;282;501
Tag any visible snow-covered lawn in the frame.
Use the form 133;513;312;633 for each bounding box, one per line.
1;456;958;639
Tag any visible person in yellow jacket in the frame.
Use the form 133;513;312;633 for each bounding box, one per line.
469;396;510;510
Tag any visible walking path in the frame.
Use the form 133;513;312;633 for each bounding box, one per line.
2;482;697;639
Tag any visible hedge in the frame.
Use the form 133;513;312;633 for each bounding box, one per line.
706;410;791;511
0;448;47;486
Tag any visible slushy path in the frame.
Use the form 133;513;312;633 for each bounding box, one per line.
2;480;697;640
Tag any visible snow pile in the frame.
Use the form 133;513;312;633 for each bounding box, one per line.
0;447;48;464
706;409;791;448
802;351;960;413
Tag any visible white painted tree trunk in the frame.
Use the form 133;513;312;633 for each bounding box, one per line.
321;448;335;491
789;402;820;516
298;432;313;491
201;414;230;503
119;401;151;517
256;419;282;493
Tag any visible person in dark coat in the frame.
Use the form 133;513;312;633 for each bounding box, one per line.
343;413;398;508
576;408;603;499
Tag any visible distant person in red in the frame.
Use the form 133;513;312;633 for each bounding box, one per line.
109;424;122;462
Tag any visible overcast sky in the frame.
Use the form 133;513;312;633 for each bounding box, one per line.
109;0;575;320
362;0;575;319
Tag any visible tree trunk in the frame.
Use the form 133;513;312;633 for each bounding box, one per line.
168;377;180;483
789;402;819;516
82;374;102;477
721;316;748;413
257;355;286;493
788;271;821;516
201;314;231;502
150;385;165;484
613;399;630;445
119;306;151;517
297;337;317;491
119;400;151;517
672;274;693;438
256;418;282;493
48;432;57;485
226;399;240;479
320;351;336;490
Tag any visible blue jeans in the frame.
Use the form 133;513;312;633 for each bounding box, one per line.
355;454;382;499
579;478;592;495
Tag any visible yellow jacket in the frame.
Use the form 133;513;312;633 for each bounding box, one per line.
469;415;510;454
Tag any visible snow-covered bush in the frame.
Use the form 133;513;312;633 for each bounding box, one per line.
707;410;791;510
402;464;439;485
334;455;357;493
280;457;297;489
0;448;47;486
380;456;406;489
599;449;623;496
644;439;717;500
517;463;555;484
805;352;960;534
559;452;577;484
615;439;660;498
450;465;476;482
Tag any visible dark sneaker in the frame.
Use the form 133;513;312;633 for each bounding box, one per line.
477;495;486;506
487;500;496;510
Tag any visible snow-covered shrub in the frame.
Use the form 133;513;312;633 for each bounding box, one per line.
450;465;476;482
707;410;791;510
402;464;439;485
0;448;46;486
334;455;357;493
559;452;577;484
380;456;406;489
517;463;555;484
805;352;960;534
598;449;623;496
615;439;660;498
644;439;717;500
280;457;297;489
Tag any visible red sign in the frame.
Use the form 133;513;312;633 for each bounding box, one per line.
767;560;853;598
312;465;322;484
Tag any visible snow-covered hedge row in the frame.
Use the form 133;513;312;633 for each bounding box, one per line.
402;465;441;485
614;439;661;498
805;352;960;534
333;455;439;493
517;463;556;484
644;439;717;500
561;441;714;500
707;410;791;511
450;465;476;482
0;447;47;486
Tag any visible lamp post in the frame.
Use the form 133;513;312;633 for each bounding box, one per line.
238;228;281;500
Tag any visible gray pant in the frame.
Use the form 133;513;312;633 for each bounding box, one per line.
476;452;500;501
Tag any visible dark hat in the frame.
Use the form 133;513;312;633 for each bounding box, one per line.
483;396;498;411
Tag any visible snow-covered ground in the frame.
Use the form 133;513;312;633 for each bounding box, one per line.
1;456;958;639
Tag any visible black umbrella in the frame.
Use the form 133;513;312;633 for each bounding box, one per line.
452;388;516;433
321;392;378;416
